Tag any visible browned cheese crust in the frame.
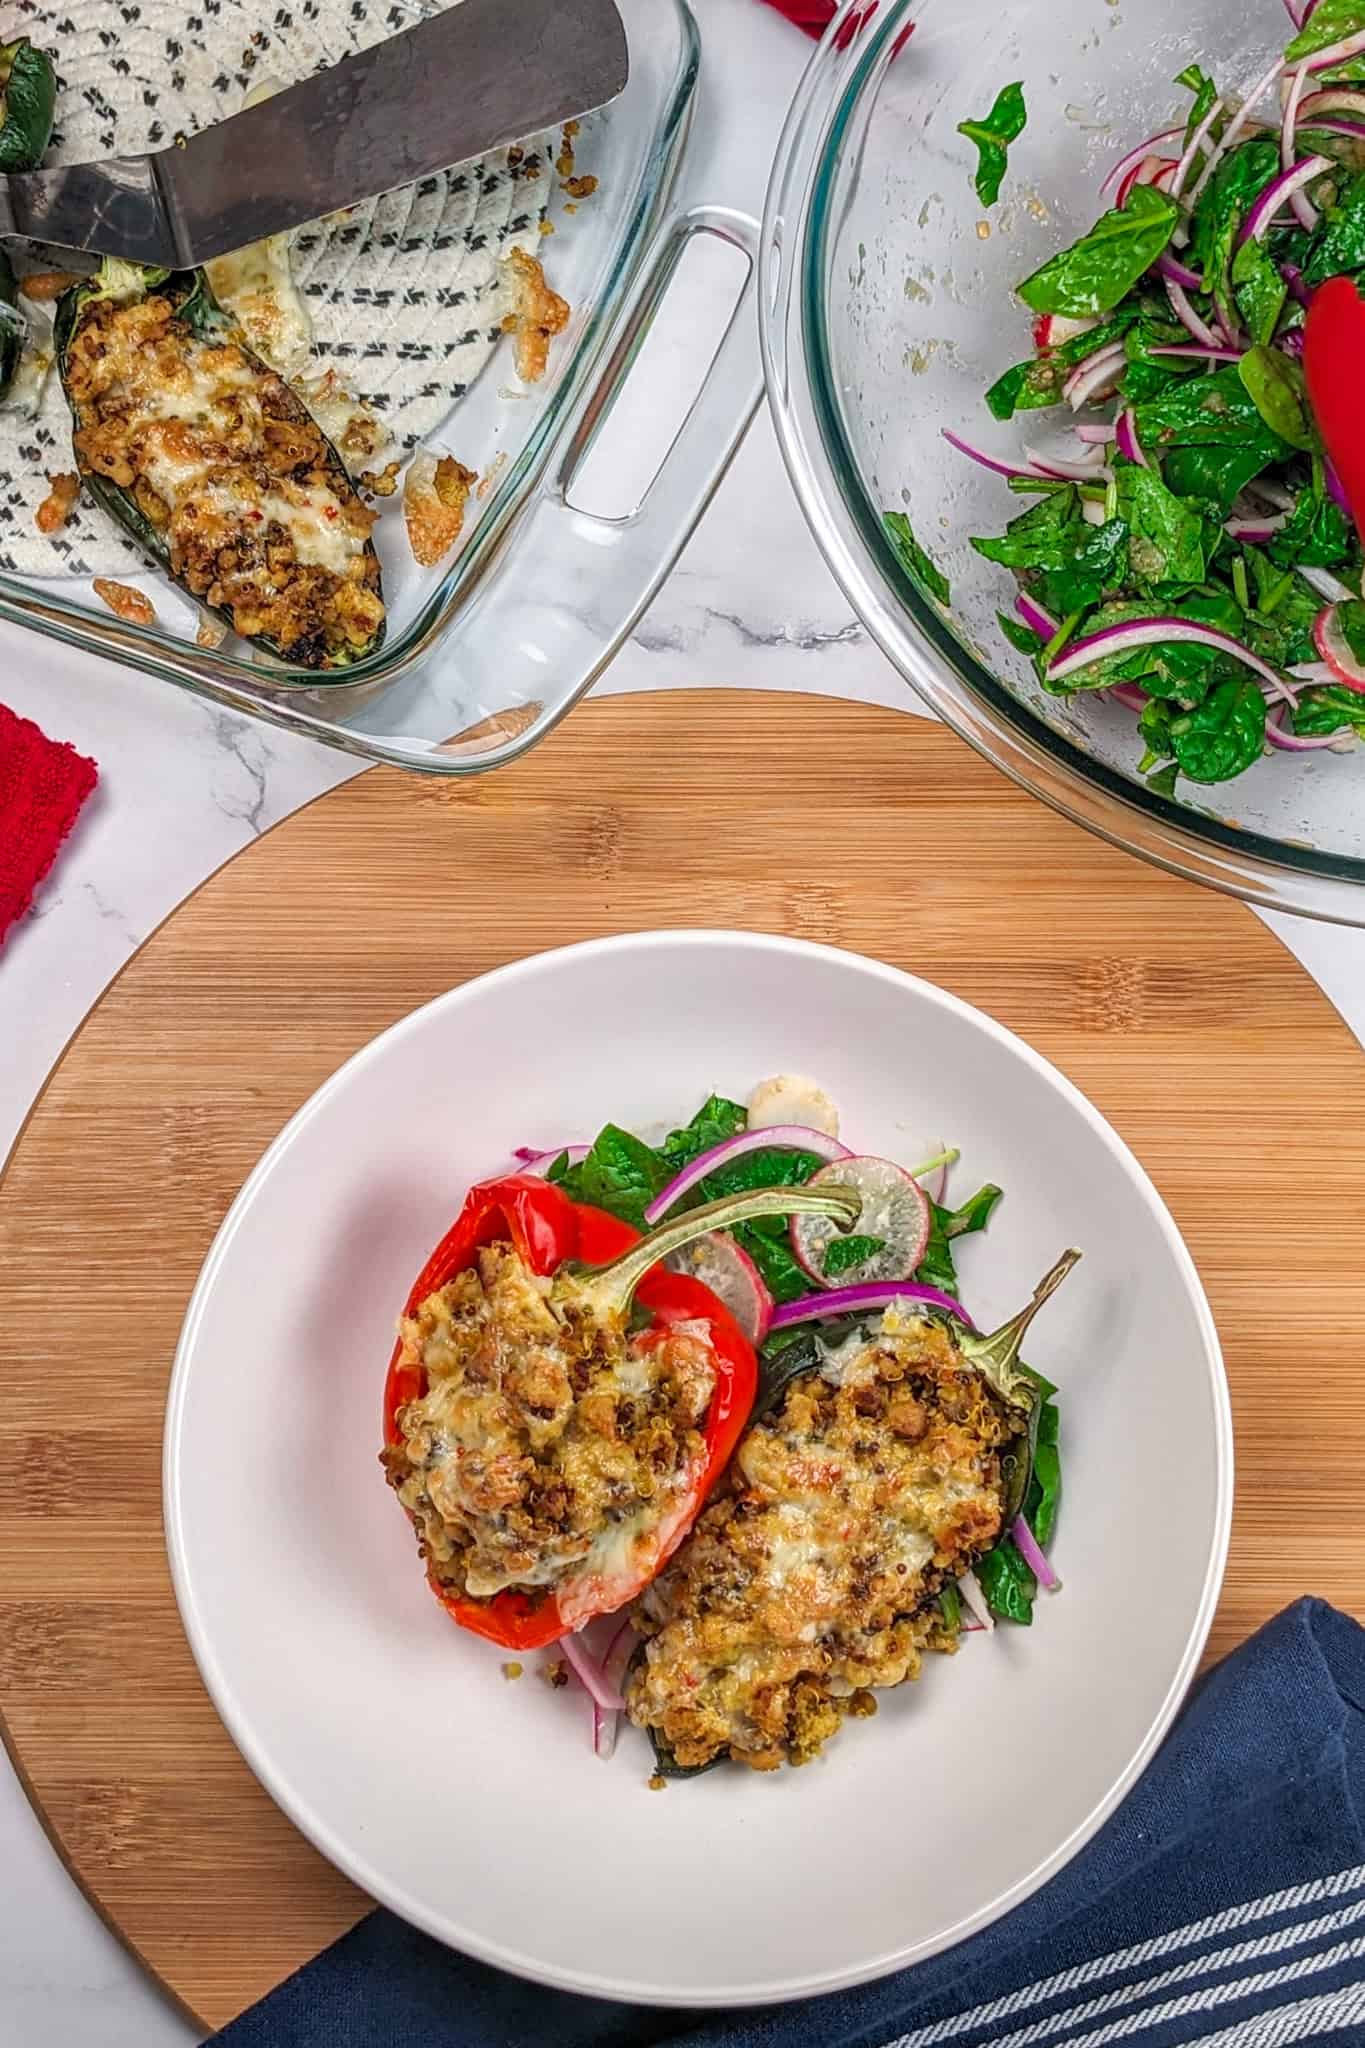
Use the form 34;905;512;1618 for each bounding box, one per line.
382;1243;717;1611
65;289;385;667
627;1308;1014;1770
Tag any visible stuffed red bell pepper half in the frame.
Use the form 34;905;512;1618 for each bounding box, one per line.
381;1172;859;1648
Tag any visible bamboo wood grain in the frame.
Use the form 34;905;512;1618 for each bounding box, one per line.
1;691;1363;2034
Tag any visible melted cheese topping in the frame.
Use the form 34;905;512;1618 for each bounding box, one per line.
628;1313;1013;1770
382;1243;717;1611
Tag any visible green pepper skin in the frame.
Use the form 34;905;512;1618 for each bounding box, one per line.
0;245;23;400
56;263;386;667
0;37;57;174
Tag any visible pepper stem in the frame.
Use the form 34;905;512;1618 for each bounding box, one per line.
960;1248;1081;1413
568;1185;863;1320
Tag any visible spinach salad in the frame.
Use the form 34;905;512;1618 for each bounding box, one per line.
896;7;1365;794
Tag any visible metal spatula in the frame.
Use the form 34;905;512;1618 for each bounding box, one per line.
0;0;628;267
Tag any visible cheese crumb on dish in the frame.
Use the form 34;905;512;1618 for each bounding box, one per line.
403;451;477;568
500;248;570;384
627;1307;1013;1771
747;1075;840;1138
35;470;79;534
92;577;155;625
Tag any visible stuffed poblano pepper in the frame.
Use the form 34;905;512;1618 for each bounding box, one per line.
0;36;56;175
56;262;386;667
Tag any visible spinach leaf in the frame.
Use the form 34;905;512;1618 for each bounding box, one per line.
1146;759;1182;797
1135;364;1283;446
1176;62;1218;148
1287;0;1365;62
1166;675;1267;782
1295;683;1365;735
1237;345;1317;450
972;489;1127;614
1162;439;1281;509
1027;1403;1062;1548
694;1146;825;1305
1339;597;1365;664
1303;168;1365;285
885;511;951;605
916;1183;1002;1294
1188;139;1279;314
1121;356;1196;404
957;81;1027;208
998;609;1047;656
1231;236;1287;346
975;1539;1036;1623
558;1124;669;1228
822;1233;888;1278
1265;488;1354;567
986;310;1141;418
1017;185;1182;318
1115;463;1209;586
660;1095;746;1169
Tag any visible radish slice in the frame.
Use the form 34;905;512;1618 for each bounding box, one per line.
1313;605;1365;693
666;1232;774;1344
642;1124;850;1226
957;1569;996;1633
790;1157;930;1288
1031;311;1099;349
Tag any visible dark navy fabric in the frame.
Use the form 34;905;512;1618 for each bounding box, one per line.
211;1599;1365;2048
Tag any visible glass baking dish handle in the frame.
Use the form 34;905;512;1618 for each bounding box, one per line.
413;203;764;769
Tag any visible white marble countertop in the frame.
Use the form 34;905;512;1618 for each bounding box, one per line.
3;2;1365;2040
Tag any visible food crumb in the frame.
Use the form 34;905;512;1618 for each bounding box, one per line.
403;451;477;568
556;118;581;180
20;270;79;304
976;220;992;240
500;247;570;383
563;175;598;201
196;610;228;649
478;451;508;501
501;1661;524;1681
847;1689;878;1719
360;460;401;500
35;471;79;535
93;577;156;626
542;1659;569;1689
648;1773;667;1792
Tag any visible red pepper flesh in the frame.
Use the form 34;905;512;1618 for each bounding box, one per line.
383;1173;759;1650
1305;275;1365;538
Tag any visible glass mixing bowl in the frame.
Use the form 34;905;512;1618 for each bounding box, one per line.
762;0;1365;923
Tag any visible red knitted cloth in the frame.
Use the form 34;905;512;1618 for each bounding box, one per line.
0;705;98;946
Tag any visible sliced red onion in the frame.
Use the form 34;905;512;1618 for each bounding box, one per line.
514;1143;589;1175
1100;125;1183;195
1240;156;1332;244
1186;56;1291;212
957;1569;995;1633
642;1124;851;1227
1280;328;1306;359
1047;617;1296;704
1117;155;1177;208
1300;563;1358;603
1265;705;1344;750
1156;251;1204;290
1294;114;1365;141
1282;63;1322;231
1224;512;1288;539
1073;422;1114;444
601;1616;637;1699
1296;86;1365;121
1150;340;1243;363
1170;95;1226;202
1249;477;1297;511
592;1700;619;1760
941;428;1045;481
1305;26;1365;74
767;1280;973;1332
1289;660;1339;681
1015;591;1059;639
1064;341;1128;410
1115;408;1147;467
1282;0;1304;23
1022;441;1110;480
562;1630;626;1713
1325;456;1352;517
1012;1515;1061;1591
1281;261;1310;307
1165;280;1223;350
1108;682;1149;712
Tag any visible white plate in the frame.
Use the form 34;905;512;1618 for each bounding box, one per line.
164;932;1231;2007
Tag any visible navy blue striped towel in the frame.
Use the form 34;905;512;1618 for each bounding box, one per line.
213;1598;1365;2048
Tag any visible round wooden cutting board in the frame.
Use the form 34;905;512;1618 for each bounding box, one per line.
2;691;1364;2034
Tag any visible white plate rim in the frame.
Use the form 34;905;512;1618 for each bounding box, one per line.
163;929;1234;2006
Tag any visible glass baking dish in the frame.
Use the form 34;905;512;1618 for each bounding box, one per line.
0;0;762;773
